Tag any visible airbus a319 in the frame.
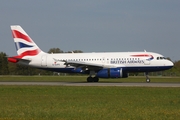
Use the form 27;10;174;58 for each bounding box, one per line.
8;25;174;82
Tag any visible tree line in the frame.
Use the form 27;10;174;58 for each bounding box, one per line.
0;49;180;76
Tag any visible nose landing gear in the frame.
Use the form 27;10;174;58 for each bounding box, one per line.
145;72;150;83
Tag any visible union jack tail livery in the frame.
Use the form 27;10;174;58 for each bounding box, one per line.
11;25;42;56
8;25;44;63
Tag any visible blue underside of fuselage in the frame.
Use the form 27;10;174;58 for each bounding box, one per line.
123;66;173;72
39;66;173;74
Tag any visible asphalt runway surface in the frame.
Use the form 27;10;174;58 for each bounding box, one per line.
0;82;180;87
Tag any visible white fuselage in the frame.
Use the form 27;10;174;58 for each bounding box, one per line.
21;51;173;73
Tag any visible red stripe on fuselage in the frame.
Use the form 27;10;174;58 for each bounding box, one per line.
12;30;32;43
131;54;152;57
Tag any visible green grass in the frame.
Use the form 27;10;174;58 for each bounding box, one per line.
0;75;180;83
0;86;180;120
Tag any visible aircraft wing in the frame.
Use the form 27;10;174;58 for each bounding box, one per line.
62;60;125;71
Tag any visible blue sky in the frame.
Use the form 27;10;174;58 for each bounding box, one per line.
0;1;180;61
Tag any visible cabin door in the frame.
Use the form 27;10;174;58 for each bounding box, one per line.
41;55;47;66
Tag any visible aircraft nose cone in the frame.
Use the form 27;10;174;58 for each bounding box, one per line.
170;61;174;66
168;60;174;68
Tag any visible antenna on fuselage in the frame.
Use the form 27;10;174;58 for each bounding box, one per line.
144;50;147;52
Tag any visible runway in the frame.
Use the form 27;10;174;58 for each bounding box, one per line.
0;82;180;87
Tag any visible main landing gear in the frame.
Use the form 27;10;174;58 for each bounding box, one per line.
87;76;99;82
145;72;150;83
87;71;99;82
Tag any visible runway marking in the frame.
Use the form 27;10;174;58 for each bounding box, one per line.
0;82;180;87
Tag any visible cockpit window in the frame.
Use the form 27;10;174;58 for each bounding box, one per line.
157;57;166;60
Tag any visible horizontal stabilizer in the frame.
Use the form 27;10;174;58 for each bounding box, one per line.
8;56;31;63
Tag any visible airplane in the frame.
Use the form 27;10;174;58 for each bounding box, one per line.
8;25;174;83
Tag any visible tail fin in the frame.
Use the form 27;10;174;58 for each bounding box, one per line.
11;25;43;57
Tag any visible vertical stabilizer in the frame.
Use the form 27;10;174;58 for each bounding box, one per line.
11;25;44;57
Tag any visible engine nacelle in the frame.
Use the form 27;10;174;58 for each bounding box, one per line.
96;68;128;78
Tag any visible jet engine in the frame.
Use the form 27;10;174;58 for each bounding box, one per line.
96;68;128;78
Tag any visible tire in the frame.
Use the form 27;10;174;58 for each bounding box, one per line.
146;78;150;83
93;77;99;82
87;77;93;82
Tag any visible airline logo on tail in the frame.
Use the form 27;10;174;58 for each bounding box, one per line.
11;26;41;58
8;26;43;63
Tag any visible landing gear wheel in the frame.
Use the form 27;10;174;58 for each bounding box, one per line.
87;77;99;82
87;77;93;82
145;72;151;83
146;78;150;83
93;77;99;82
